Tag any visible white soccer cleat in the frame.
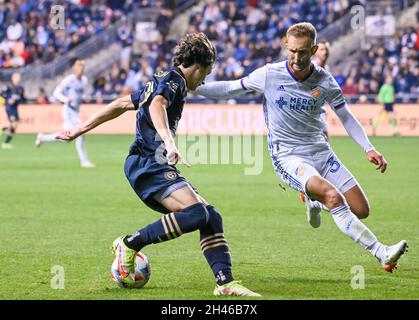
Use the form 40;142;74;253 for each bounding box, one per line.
35;133;43;148
381;240;409;273
81;161;96;168
213;280;261;297
300;193;322;228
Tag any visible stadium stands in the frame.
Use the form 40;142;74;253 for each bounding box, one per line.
0;0;417;103
91;0;418;104
0;0;165;68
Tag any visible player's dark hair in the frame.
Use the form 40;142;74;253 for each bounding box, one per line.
173;33;217;68
70;57;83;67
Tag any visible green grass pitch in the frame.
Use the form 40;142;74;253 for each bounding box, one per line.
0;134;418;300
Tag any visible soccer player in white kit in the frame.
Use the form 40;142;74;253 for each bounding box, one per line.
35;58;95;168
193;23;408;272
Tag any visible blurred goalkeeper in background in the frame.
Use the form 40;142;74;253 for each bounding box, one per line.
1;72;25;149
373;75;398;136
57;33;260;297
193;22;408;273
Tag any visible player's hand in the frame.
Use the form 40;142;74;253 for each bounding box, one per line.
367;150;387;173
166;144;191;167
56;125;83;141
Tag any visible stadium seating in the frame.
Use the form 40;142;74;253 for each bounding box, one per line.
0;0;417;103
0;0;160;68
92;0;418;104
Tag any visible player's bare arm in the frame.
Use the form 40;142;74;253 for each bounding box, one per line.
57;95;135;141
367;150;387;173
149;95;190;167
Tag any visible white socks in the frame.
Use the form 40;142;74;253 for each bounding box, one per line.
330;205;385;261
75;136;89;164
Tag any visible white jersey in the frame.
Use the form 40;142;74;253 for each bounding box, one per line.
53;74;88;112
241;61;345;154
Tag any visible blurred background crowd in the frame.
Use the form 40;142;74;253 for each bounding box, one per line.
0;0;417;104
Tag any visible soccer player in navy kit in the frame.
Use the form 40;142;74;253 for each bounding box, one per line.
57;33;259;296
1;72;25;149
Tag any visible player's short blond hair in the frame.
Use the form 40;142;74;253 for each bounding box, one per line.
287;22;317;46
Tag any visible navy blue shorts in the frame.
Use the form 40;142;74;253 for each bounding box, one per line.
384;103;394;112
124;154;190;214
6;106;19;121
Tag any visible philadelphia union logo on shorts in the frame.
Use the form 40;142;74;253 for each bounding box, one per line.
164;171;178;180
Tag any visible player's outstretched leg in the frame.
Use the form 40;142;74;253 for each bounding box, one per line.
307;176;408;271
35;133;65;148
330;205;408;271
200;205;260;297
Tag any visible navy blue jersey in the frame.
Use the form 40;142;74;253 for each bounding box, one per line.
1;85;25;109
129;66;187;156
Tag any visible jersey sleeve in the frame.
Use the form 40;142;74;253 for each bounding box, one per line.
240;65;267;93
325;75;346;110
53;77;70;104
154;72;182;107
130;89;142;110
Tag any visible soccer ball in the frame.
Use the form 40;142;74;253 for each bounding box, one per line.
111;252;151;288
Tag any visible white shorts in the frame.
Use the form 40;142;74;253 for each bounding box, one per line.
62;106;80;130
271;147;358;195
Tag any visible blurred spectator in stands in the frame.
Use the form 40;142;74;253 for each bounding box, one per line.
156;6;173;41
223;1;241;23
41;44;55;63
342;77;358;96
36;87;49;104
357;78;369;95
203;0;221;23
7;19;23;42
117;17;133;68
401;26;416;49
222;40;235;60
93;71;106;94
206;23;219;41
416;26;419;50
102;81;118;102
245;4;263;26
234;40;248;61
